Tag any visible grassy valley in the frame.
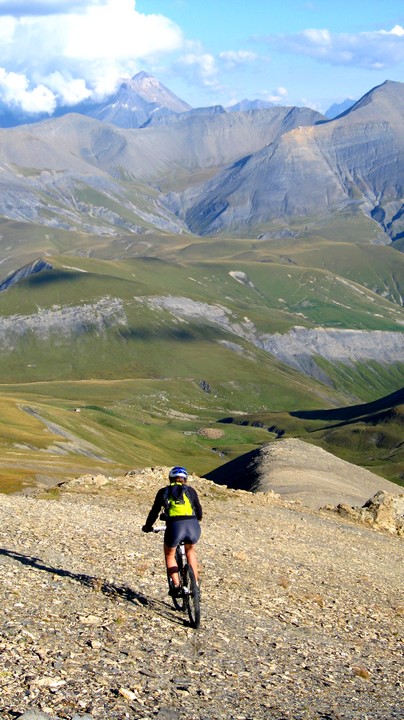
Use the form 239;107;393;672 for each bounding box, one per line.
0;245;402;492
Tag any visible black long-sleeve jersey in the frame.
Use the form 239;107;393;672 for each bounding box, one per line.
144;484;202;528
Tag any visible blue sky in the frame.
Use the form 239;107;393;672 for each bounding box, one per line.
0;0;404;115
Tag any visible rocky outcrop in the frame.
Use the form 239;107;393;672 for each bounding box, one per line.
0;297;127;349
259;326;404;377
138;295;404;380
331;490;404;536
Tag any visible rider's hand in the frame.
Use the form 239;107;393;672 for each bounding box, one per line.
142;524;152;533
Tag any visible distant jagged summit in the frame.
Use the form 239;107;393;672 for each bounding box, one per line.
325;97;356;119
0;70;193;130
80;71;192;129
128;71;191;112
227;98;275;112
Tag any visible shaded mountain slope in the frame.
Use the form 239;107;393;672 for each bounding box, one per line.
291;386;404;422
0;106;324;241
176;81;404;240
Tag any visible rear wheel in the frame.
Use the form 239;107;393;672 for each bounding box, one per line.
168;546;186;611
184;565;200;629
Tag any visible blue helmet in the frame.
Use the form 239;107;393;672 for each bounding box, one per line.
169;466;188;481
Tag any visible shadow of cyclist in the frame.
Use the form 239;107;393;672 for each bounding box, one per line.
0;547;149;607
0;547;192;626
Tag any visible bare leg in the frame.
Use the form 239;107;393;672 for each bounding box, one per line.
164;544;180;587
185;543;198;582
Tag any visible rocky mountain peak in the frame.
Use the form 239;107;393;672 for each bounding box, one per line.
124;70;191;112
82;71;191;128
132;70;154;82
345;78;404;118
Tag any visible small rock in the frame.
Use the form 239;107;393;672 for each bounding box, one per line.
79;614;103;625
119;687;138;701
32;676;66;689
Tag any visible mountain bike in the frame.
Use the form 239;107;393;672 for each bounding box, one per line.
153;525;201;629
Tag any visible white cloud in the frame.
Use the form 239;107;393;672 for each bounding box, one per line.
264;86;288;103
219;50;258;69
0;0;185;112
0;67;56;112
266;25;404;69
175;45;261;96
383;24;404;37
177;49;220;89
64;1;183;61
44;72;91;105
0;15;14;41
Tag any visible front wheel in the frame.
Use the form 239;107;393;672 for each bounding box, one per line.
184;565;201;629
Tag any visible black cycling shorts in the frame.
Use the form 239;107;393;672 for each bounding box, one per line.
164;517;201;548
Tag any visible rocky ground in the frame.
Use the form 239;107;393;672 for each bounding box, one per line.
0;466;403;720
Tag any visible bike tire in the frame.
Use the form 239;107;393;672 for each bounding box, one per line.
184;565;201;629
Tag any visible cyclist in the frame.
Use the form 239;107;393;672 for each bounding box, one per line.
142;466;202;595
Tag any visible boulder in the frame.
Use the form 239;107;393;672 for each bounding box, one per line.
335;490;404;535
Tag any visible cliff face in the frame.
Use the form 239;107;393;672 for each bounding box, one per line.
0;464;402;720
0;297;126;347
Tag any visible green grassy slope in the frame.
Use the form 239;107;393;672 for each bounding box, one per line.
0;242;402;493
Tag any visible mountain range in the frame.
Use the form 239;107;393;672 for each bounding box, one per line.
0;71;192;129
0;72;403;491
0;77;404;245
0;70;340;129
